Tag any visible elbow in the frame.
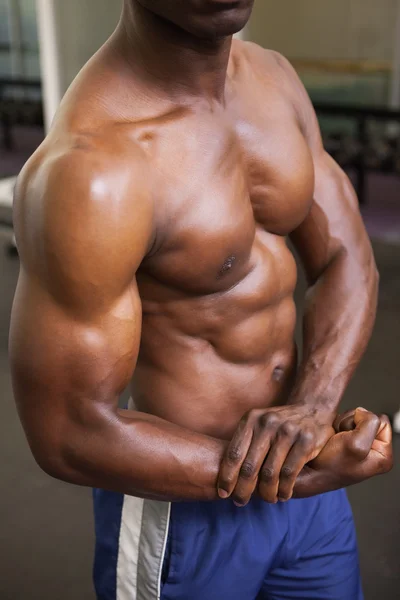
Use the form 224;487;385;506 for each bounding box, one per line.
33;442;75;483
30;416;113;485
29;427;87;485
23;405;117;486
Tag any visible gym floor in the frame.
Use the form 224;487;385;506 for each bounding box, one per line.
0;225;399;600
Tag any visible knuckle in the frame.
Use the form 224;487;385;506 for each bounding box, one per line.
280;422;297;437
281;465;293;479
267;413;281;427
298;429;315;445
259;413;278;430
240;411;252;425
244;408;261;423
370;414;380;429
349;439;368;460
227;447;242;464
260;467;275;483
240;461;256;480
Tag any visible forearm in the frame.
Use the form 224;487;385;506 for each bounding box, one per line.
290;249;378;414
43;408;227;502
293;466;354;498
43;407;336;502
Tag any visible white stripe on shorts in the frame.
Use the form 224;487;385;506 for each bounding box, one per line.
117;495;145;600
116;495;171;600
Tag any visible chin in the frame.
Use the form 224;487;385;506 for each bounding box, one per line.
191;8;252;39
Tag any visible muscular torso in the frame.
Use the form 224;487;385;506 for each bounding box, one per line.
129;46;314;438
39;41;316;440
11;31;385;503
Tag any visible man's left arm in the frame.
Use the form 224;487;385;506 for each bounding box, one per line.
217;51;378;505
275;54;378;500
287;59;378;421
288;121;378;418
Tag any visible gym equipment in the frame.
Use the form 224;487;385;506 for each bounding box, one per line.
0;177;17;255
315;103;400;204
0;78;43;151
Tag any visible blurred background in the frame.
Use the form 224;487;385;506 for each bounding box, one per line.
0;1;399;599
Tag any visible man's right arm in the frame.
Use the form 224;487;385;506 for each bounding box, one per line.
10;147;227;502
10;146;391;503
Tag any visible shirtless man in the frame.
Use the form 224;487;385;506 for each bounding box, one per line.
10;1;392;599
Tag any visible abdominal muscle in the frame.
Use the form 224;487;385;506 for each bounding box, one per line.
131;241;299;441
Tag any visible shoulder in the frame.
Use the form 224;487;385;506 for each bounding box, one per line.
15;131;154;239
14;133;155;288
234;41;306;96
16;128;150;204
233;41;321;149
232;41;286;71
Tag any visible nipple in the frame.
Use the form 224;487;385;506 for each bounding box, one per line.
218;255;236;279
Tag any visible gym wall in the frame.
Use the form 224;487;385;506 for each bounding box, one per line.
50;0;121;95
248;0;400;106
37;0;121;129
248;0;398;61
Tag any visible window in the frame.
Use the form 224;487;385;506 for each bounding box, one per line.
0;0;40;80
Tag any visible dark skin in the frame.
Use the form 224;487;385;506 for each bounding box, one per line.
10;0;392;506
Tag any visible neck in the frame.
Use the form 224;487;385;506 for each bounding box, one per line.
114;1;233;102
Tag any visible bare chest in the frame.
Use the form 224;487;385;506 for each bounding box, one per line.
139;107;314;295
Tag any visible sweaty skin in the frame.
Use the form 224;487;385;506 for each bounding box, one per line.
10;0;392;505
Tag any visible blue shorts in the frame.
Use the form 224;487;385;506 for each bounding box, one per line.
93;488;363;600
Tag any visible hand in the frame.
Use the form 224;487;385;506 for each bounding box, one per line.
217;404;335;506
291;408;393;499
